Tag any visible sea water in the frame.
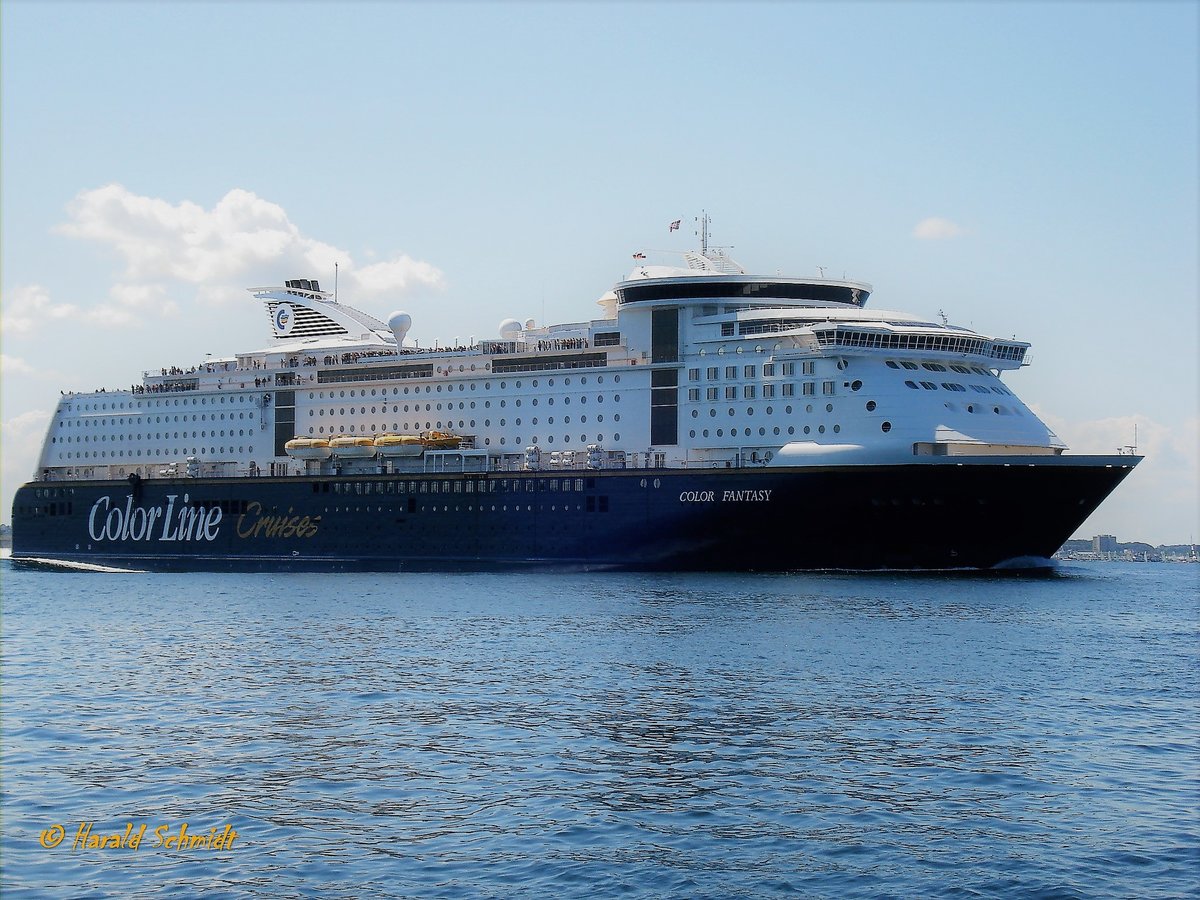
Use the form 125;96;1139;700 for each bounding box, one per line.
1;561;1196;898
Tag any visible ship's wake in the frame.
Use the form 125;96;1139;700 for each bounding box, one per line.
9;556;146;574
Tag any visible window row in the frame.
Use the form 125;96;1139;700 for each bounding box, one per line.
886;359;994;376
688;381;835;401
321;478;591;496
904;381;1013;396
688;422;842;439
61;411;254;428
70;394;256;412
307;394;618;417
687;361;815;381
60;447;252;460
689;403;836;419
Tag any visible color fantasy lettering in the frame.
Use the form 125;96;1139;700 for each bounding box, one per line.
679;489;772;503
722;489;772;502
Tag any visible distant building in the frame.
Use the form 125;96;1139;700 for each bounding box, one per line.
1093;534;1118;554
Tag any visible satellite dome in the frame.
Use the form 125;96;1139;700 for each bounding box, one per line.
387;311;412;346
499;318;521;341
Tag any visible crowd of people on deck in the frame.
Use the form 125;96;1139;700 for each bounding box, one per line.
71;334;596;397
536;338;589;352
130;381;198;395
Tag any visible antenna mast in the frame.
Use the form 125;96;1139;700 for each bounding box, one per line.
697;211;710;255
334;261;339;303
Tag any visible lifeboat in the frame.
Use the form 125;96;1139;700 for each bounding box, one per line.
284;437;332;460
421;431;462;450
329;436;378;458
374;433;424;457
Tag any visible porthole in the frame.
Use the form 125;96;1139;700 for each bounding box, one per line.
850;380;862;391
881;421;892;433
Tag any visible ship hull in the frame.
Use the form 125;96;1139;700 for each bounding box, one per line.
11;457;1137;573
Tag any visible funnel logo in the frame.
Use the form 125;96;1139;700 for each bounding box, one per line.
274;303;294;335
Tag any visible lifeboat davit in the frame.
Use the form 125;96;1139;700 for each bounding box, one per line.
421;431;462;450
329;436;378;458
374;433;424;457
284;438;332;460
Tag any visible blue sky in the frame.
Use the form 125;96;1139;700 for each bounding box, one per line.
2;0;1196;544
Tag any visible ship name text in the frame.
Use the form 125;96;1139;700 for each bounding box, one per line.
679;489;773;503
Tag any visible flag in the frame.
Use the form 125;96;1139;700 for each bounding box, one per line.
669;219;681;232
632;252;646;260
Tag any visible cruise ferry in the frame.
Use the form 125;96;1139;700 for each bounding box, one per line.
11;223;1139;571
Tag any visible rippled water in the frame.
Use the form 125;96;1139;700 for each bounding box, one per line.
2;562;1197;898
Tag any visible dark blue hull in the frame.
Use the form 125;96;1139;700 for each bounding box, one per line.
11;459;1137;572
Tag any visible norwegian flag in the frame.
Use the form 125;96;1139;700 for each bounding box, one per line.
669;219;681;232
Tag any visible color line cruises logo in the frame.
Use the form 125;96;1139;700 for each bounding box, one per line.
273;302;294;336
88;494;221;543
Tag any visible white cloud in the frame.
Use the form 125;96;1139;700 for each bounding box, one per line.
0;281;179;334
351;256;447;295
1;284;80;335
1033;407;1200;544
1;408;53;494
1;354;35;375
912;217;965;240
54;184;444;300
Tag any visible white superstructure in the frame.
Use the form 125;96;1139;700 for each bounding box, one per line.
32;245;1067;484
